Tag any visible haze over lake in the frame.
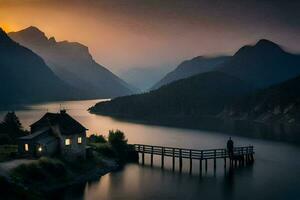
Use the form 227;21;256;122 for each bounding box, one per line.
1;99;299;200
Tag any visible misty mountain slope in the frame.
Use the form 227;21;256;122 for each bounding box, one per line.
0;28;80;104
90;71;253;118
219;74;300;124
151;56;230;90
217;39;300;89
119;67;171;91
9;26;136;98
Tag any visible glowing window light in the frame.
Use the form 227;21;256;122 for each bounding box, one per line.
78;137;82;144
65;138;71;146
25;144;29;151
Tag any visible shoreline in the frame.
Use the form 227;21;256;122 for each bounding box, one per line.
89;111;300;145
43;158;120;192
0;157;121;199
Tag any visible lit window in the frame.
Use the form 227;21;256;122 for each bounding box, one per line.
38;146;43;152
78;137;82;144
65;138;71;146
24;144;29;151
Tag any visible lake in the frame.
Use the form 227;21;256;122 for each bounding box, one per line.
1;99;300;200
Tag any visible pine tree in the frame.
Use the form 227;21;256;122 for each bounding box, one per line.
0;112;27;143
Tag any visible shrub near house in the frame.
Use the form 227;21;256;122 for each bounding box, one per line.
88;130;138;163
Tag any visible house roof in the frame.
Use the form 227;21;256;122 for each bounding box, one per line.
19;127;50;140
30;111;87;135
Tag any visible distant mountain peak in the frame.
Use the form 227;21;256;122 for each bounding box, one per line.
8;26;136;98
234;39;284;57
9;26;51;45
24;26;43;32
255;39;282;50
151;56;230;90
19;26;46;37
0;27;12;43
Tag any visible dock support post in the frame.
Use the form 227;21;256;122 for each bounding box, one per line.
172;148;175;171
224;149;226;169
205;159;207;172
189;149;192;174
200;151;203;176
246;147;249;165
161;147;165;169
142;145;145;165
214;150;216;171
150;146;153;167
179;149;182;173
250;154;254;164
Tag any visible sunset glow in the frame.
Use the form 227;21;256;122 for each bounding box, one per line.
0;0;299;74
0;23;13;33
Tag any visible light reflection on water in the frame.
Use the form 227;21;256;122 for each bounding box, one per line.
1;99;300;200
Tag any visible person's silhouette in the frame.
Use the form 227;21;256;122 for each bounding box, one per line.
227;137;234;158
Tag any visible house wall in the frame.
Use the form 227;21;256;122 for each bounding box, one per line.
18;140;36;156
59;131;87;160
35;138;59;157
18;132;59;157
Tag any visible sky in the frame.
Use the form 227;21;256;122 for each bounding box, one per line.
0;0;300;74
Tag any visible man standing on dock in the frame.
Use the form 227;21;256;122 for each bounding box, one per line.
227;137;234;158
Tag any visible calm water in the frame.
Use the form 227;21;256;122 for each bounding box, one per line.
1;99;300;200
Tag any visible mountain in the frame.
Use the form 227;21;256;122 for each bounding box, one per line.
89;71;253;118
219;74;300;124
119;66;172;91
217;39;300;88
0;28;80;104
9;26;136;98
151;56;230;90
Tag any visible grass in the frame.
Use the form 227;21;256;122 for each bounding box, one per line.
88;142;116;158
11;157;69;185
0;145;17;161
0;176;41;200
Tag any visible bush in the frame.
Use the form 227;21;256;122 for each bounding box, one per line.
0;145;17;161
108;130;128;162
108;130;128;149
0;176;41;200
88;134;107;143
90;143;116;158
0;135;13;145
89;130;138;163
11;157;68;184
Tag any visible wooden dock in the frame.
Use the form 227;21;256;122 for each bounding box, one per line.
134;144;254;174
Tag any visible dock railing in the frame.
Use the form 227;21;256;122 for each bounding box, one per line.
133;144;254;174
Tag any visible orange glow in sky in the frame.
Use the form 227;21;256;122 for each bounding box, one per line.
0;23;13;33
0;0;299;74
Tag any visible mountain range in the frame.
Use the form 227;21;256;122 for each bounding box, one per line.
90;39;300;126
219;74;300;124
89;71;252;118
0;28;79;104
151;56;230;90
218;39;300;89
9;26;135;99
152;39;300;90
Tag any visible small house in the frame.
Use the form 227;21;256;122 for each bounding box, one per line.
18;110;87;160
